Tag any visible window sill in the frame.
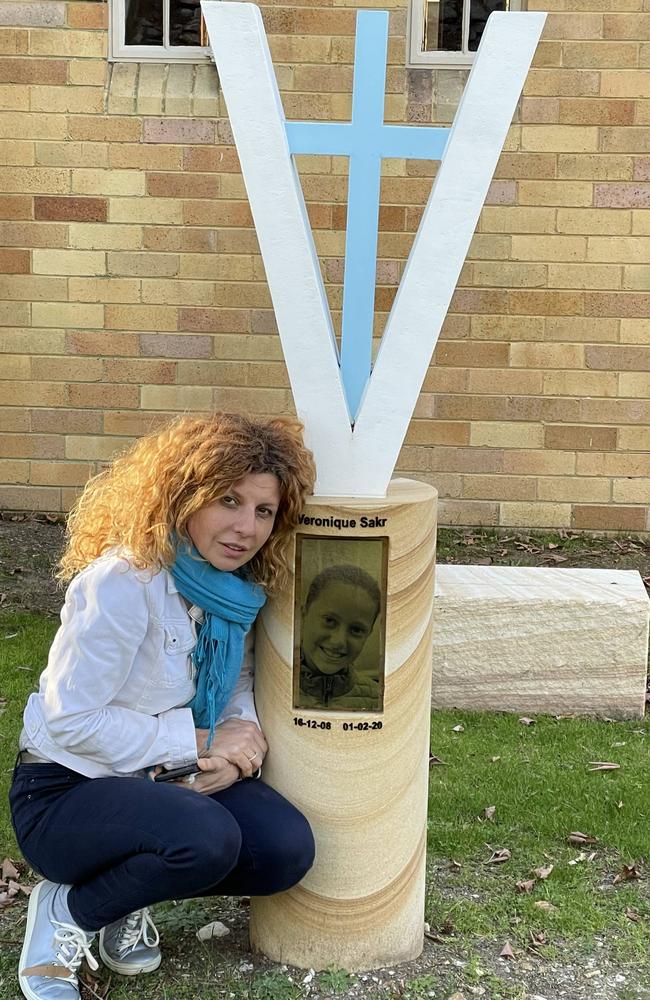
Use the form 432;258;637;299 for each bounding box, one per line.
106;61;219;117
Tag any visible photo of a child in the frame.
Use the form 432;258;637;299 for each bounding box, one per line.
294;538;386;712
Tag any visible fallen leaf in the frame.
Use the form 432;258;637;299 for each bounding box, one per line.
529;930;547;947
196;920;230;941
518;717;535;726
547;542;559;550
568;832;599;845
534;865;554;880
486;848;511;865
1;859;18;881
484;805;496;822
534;901;557;912
499;941;516;960
516;879;536;893
429;755;447;766
423;926;445;943
617;801;624;809
625;907;641;923
490;756;501;763
588;761;620;771
443;859;462;871
441;917;455;935
613;864;642;885
452;724;465;733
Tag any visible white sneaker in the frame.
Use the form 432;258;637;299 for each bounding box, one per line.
98;908;161;976
19;880;98;1000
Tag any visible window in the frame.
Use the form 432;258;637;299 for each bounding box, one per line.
110;0;212;61
407;0;523;67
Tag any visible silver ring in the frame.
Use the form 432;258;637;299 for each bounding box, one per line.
184;773;196;785
247;752;258;761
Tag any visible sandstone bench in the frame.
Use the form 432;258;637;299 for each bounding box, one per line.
431;566;649;719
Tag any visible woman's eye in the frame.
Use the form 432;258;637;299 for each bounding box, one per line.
257;507;274;518
222;496;237;507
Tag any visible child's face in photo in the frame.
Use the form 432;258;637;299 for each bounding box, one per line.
302;580;377;676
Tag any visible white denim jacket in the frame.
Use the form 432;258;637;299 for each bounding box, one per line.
20;550;259;778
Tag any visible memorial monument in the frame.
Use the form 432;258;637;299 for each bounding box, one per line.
201;0;546;971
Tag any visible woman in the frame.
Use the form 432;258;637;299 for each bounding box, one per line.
9;412;317;1000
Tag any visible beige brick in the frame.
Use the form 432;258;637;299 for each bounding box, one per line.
436;499;500;527
65;435;132;461
618;426;650;450
470;422;544;448
469;315;544;342
69;224;143;250
461;474;536;501
511;235;587;262
136;63;165;116
35;140;108;168
633;211;650;235
543;371;619;396
29;27;105;58
0;432;63;459
165;64;193;117
109;144;181;171
547;263;622;289
178;254;254;282
587;236;650;263
105;305;177;331
518;180;594;206
72;169;145;197
103;411;172;436
601;127;650;154
619;373;650;397
479;207;557;234
31;356;103;381
563;42;639;69
576;453;650;477
30;461;94;486
0;165;68;193
29;85;104;114
0;139;33;164
69;277;141;303
0;354;30;378
68;59;107;87
572;504;646;531
0;459;29;483
601;72;650;99
467;234;512;261
0;84;29;111
31;408;102;433
0;485;60;510
140;385;213;411
0;301;30;326
468;370;544;395
108;252;179;277
500;501;571;527
556;209;632;235
623;265;650;289
2;381;67;406
67;331;139;356
620;319;650;343
0;328;65;354
612;478;650;503
403;420;470;447
557;153;633;180
109;198;183;225
69;383;139;409
33;249;106;276
0;274;67;300
32;302;103;328
141;279;215;306
103;359;176;384
0;111;66;140
471;261;547;287
538;477;611;502
212;386;292;413
521;125;599;152
510;343;584;368
545;316;618;342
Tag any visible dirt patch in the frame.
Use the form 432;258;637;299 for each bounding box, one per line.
0;512;66;617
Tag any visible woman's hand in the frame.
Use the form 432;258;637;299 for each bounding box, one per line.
192;755;241;795
195;719;267;779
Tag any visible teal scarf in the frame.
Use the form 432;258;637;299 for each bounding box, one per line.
170;541;266;745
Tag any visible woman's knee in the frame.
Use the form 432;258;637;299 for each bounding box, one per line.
254;808;315;894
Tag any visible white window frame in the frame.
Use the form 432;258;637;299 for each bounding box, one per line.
407;0;523;68
109;0;213;62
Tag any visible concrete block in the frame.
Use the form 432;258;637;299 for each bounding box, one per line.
432;565;649;718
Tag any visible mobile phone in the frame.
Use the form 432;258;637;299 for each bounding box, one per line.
154;763;201;783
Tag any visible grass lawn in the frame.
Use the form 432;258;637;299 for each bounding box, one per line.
1;609;650;999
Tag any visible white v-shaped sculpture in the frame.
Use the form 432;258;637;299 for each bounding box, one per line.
201;3;545;497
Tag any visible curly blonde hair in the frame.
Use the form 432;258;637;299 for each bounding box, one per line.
59;412;316;592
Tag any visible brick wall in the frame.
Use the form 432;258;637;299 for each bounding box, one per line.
0;0;648;530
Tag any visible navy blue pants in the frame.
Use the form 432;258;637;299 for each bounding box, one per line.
10;762;315;932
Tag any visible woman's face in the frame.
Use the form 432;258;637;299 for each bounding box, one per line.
302;581;377;676
187;472;281;572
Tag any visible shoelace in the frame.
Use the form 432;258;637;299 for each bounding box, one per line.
52;920;99;979
116;908;160;958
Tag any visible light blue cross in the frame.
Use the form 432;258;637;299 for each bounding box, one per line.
285;10;449;421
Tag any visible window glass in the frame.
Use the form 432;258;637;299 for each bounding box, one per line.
125;0;162;45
